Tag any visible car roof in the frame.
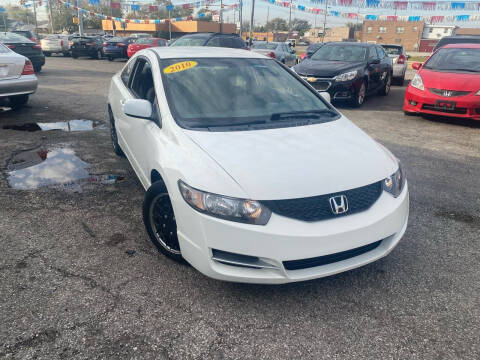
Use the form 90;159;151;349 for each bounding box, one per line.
324;42;370;47
381;44;403;48
442;43;480;49
179;32;239;38
150;46;267;59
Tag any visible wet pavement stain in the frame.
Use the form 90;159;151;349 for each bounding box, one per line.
0;107;12;113
6;146;124;191
2;119;102;132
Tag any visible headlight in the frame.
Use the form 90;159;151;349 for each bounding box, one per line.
334;70;357;82
475;89;480;96
178;181;271;225
411;73;424;91
383;161;406;198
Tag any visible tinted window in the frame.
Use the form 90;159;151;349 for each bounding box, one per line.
171;36;208;46
230;37;246;48
121;60;135;86
423;47;480;72
382;46;402;55
130;59;155;103
368;47;379;61
312;44;367;62
160;58;336;129
0;32;34;43
219;37;240;48
136;38;154;45
72;37;93;43
252;42;278;50
207;37;222;47
375;47;386;59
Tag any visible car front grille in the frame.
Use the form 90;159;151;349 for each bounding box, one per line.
260;181;383;222
301;76;332;91
283;240;383;270
429;88;470;97
422;104;468;114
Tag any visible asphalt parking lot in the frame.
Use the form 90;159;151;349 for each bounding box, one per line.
1;57;479;359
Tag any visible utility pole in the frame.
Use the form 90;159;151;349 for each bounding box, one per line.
48;0;54;33
77;0;84;36
168;10;171;40
239;0;243;37
288;0;292;39
220;0;223;33
110;0;116;36
32;0;38;34
322;0;328;43
248;0;255;46
266;5;269;41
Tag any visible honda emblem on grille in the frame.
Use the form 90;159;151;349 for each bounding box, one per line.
329;195;348;215
443;90;453;97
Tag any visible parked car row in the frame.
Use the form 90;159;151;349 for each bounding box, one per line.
0;32;45;73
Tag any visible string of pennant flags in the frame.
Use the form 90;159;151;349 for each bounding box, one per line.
57;0;238;24
305;0;480;11
262;0;480;22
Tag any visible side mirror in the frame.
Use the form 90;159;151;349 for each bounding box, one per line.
123;99;152;120
411;62;422;70
319;92;331;103
406;54;411;60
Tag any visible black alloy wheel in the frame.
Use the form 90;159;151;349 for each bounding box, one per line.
143;181;184;262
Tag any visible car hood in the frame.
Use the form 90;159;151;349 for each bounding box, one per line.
183;117;397;200
294;59;364;77
420;69;480;91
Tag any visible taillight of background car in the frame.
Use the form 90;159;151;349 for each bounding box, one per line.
397;55;406;64
300;52;306;61
267;52;276;59
117;43;127;47
33;44;42;49
21;60;35;75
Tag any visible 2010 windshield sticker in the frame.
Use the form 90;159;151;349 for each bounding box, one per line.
163;61;198;74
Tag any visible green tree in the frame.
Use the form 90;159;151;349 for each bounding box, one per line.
291;18;310;36
266;17;288;32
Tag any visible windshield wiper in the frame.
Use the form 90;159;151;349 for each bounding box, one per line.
270;110;338;121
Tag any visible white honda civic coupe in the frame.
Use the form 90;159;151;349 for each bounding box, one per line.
107;47;409;284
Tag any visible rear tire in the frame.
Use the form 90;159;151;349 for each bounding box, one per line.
379;73;392;96
33;64;42;73
44;52;51;57
63;51;70;57
72;53;78;59
108;107;125;157
9;95;29;109
143;181;184;262
107;56;113;62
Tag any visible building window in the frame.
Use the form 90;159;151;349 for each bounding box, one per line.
396;27;404;34
429;28;433;33
395;38;402;43
379;27;387;33
444;28;449;33
413;26;418;32
367;27;372;33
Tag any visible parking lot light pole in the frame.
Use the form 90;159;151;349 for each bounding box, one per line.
322;0;328;43
239;0;243;37
77;0;84;36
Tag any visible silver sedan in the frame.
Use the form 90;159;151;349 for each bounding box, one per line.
0;43;38;108
250;41;297;67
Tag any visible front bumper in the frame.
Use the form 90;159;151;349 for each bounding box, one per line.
302;76;361;101
0;75;38;97
174;183;409;284
103;48;127;58
404;86;480;120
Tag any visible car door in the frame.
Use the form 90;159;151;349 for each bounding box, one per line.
367;47;381;92
114;55;162;186
376;46;391;85
285;44;297;66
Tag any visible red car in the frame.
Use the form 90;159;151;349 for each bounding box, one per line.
127;38;167;58
404;43;480;120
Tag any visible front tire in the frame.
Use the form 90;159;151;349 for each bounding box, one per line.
72;53;78;59
108;107;124;157
44;52;51;57
9;95;29;109
351;80;366;107
107;56;113;62
143;181;183;262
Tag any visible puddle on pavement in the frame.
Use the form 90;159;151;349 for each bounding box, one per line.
0;107;12;113
6;146;124;192
3;119;103;132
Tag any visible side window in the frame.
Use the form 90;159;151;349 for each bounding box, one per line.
232;37;245;48
375;47;383;59
121;60;135;86
129;58;155;104
206;37;222;47
369;47;379;61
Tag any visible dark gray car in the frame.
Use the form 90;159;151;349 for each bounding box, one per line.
250;42;297;66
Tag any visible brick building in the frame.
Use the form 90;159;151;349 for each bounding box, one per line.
455;27;480;36
360;20;424;51
305;27;352;43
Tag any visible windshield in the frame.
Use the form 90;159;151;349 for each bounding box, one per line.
171;36;208;46
311;45;366;62
383;46;402;55
160;58;337;130
72;37;94;43
0;32;33;43
136;38;153;45
423;48;480;72
251;42;278;50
